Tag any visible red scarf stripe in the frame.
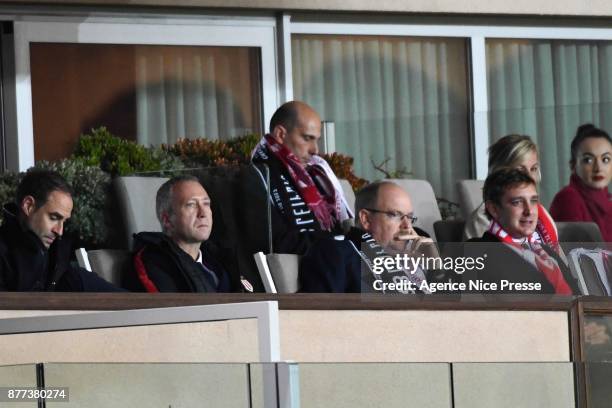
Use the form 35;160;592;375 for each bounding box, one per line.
133;248;159;293
489;220;572;295
261;134;337;231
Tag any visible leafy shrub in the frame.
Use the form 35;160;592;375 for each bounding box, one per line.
35;159;112;247
74;127;183;176
0;172;22;218
0;159;112;247
166;134;260;167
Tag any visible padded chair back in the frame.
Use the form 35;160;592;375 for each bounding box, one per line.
87;249;133;287
567;248;611;296
266;253;300;293
387;179;441;239
114;176;168;249
339;179;356;213
253;252;300;294
557;222;603;243
434;220;466;243
456;180;484;220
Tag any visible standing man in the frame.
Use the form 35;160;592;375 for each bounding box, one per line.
0;169;119;291
251;101;353;253
129;175;245;292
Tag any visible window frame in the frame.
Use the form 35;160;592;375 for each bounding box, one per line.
10;15;279;170
286;20;612;179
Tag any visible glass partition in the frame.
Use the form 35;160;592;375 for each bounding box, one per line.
0;364;38;408
43;363;251;407
296;362;452;408
0;362;594;407
453;362;575;408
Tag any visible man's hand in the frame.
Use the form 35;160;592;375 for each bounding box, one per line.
394;229;440;259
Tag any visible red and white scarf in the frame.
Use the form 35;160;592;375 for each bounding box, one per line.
488;217;572;295
253;134;352;231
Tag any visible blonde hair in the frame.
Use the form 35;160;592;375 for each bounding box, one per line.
488;134;541;182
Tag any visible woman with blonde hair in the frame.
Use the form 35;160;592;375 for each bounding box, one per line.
463;134;560;252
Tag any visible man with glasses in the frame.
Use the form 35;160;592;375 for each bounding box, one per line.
300;181;437;293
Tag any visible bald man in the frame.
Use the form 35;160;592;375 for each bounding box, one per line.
251;101;353;254
299;181;437;293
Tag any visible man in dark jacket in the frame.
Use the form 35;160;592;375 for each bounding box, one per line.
127;175;243;293
466;169;579;295
0;169;119;291
251;101;353;255
300;181;437;293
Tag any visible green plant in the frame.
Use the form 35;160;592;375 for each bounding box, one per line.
0;172;22;223
437;197;460;220
321;152;369;192
371;157;412;179
166;134;260;168
74;127;184;176
35;159;112;247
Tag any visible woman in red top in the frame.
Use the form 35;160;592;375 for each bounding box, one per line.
550;124;612;241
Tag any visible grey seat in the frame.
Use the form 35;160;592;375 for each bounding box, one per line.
456;180;484;220
434;220;466;243
386;179;441;239
339;179;356;215
76;248;132;287
254;252;300;294
114;176;168;249
557;222;604;243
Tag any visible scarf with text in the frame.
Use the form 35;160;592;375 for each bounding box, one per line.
488;220;572;295
348;228;429;294
252;134;352;231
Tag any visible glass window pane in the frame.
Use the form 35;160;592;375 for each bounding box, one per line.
30;43;263;161
43;363;250;407
486;38;612;205
292;34;471;202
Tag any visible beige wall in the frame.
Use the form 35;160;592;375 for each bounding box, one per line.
0;309;570;364
0;0;610;17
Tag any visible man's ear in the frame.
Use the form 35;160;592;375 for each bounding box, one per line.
358;209;371;230
20;196;37;217
161;212;173;233
271;124;287;144
484;200;500;221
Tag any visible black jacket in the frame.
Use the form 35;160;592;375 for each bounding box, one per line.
466;232;580;294
299;226;432;293
0;203;119;292
126;232;233;293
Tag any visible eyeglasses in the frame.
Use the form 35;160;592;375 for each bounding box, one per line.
365;208;417;224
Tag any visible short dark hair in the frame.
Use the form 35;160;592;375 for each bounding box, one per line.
269;101;299;134
16;169;73;208
483;168;536;219
570;124;612;166
156;175;201;230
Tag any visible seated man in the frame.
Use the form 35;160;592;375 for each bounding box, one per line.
251;100;353;254
0;169;119;291
128;175;245;293
300;181;437;293
467;168;579;294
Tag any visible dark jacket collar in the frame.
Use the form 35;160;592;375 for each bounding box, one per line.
1;202;47;252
